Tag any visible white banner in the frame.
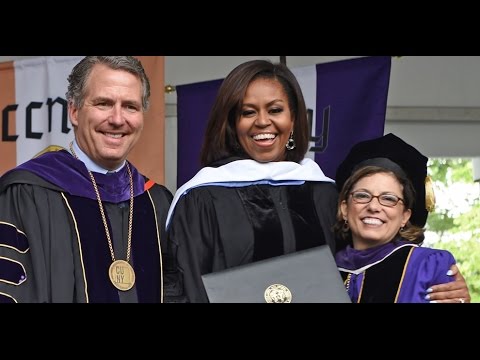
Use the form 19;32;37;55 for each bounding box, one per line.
14;56;83;164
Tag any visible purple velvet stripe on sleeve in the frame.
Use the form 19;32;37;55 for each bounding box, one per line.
0;223;28;252
0;294;16;303
0;258;26;285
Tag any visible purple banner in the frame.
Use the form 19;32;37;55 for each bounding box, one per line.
176;79;223;188
313;56;391;178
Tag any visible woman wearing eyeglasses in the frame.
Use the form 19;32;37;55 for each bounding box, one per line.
333;133;469;303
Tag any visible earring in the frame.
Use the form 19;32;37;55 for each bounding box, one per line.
285;132;296;151
342;220;349;232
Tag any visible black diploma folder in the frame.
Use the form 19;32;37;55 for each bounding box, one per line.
201;245;351;303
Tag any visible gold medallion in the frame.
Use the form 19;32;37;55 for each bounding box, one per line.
264;284;292;303
109;260;136;291
71;142;137;293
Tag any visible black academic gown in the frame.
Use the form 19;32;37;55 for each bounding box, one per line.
168;174;338;303
0;151;173;303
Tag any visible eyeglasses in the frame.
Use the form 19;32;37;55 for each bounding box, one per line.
350;191;404;207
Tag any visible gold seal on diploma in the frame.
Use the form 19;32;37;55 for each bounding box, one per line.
264;284;292;303
109;260;136;291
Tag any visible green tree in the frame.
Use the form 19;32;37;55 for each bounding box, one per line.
426;158;480;302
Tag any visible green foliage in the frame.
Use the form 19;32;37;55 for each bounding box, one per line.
428;158;473;184
455;201;480;233
434;239;480;303
426;211;456;236
426;158;480;302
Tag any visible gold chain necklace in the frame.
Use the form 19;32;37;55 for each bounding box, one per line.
70;142;135;291
345;273;352;293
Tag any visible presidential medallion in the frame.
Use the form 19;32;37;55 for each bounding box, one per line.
71;142;137;293
264;284;292;303
109;260;136;291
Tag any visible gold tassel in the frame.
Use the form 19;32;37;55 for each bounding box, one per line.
425;176;436;212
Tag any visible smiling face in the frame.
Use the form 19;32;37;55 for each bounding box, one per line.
68;63;144;170
341;172;412;250
236;78;294;163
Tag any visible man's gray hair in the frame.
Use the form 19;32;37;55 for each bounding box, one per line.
65;56;151;111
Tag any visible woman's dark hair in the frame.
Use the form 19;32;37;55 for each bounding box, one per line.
200;60;309;166
333;165;425;246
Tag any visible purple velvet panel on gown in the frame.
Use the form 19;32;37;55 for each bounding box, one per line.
12;150;145;203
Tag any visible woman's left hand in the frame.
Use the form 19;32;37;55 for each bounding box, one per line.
426;264;471;303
